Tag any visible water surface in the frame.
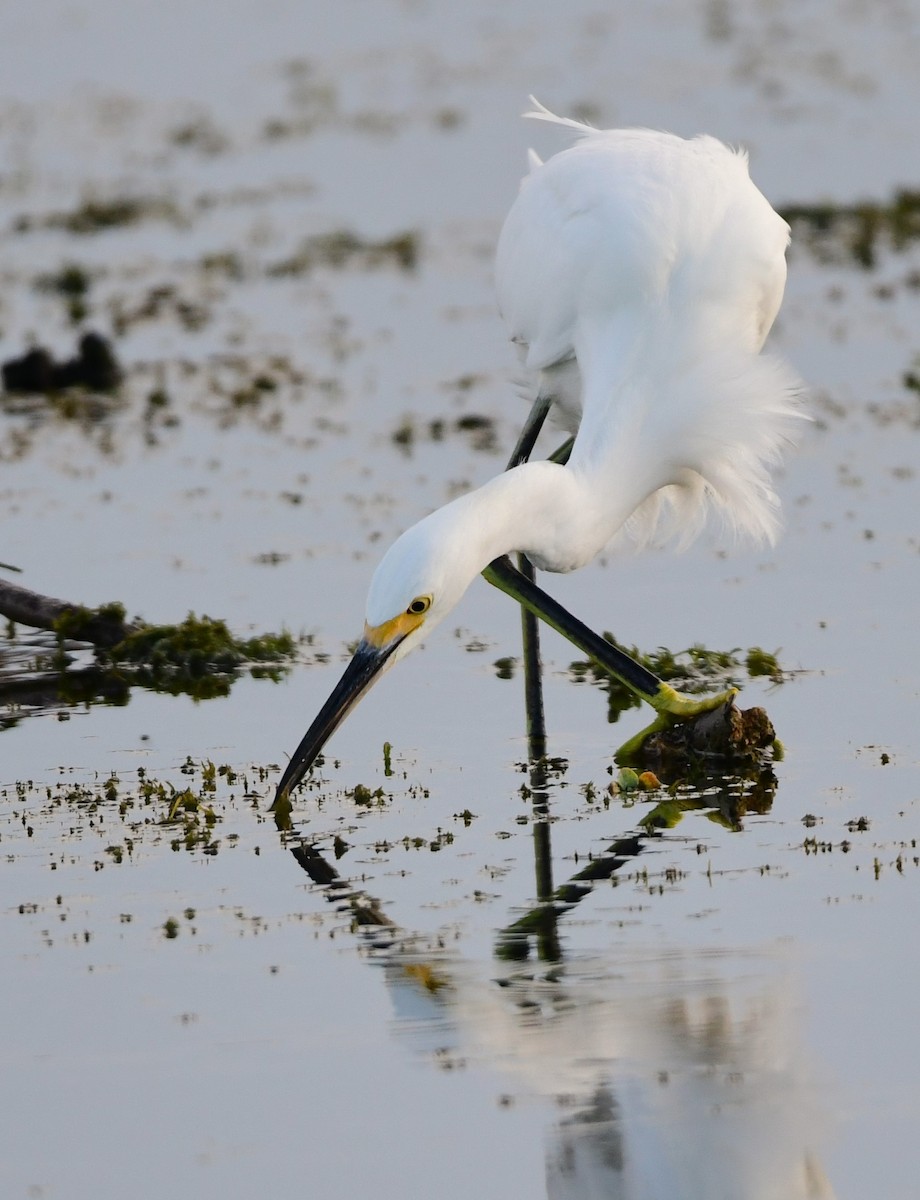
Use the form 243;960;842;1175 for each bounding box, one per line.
2;3;920;1197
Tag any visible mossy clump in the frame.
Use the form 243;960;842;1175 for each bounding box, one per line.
1;588;300;715
52;601;132;649
744;646;784;683
351;783;386;807
104;613;296;689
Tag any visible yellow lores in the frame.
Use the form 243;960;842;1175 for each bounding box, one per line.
363;595;432;651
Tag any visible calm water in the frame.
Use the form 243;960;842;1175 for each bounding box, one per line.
2;3;920;1197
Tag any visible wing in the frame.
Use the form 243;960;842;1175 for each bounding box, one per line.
495;123;789;371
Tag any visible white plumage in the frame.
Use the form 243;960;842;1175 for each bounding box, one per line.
274;102;804;799
368;102;802;634
495;99;801;555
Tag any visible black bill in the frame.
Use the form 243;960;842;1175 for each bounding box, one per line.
271;635;402;807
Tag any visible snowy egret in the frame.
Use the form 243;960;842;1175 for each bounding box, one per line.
274;101;802;804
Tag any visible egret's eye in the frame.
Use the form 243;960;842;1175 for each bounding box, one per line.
407;595;432;616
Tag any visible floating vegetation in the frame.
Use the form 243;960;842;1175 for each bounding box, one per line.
0;579;302;715
1;757;246;870
493;656;517;680
903;364;920;396
744;647;785;683
780;190;920;268
390;411;499;455
191;353;335;432
260;61;409;141
350;783;387;807
13;194;184;236
51;600;136;648
98;613;298;698
568;639;788;724
267;229;419;277
455;413;498;453
199;250;245;280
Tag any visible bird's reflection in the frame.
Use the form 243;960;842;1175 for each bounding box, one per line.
276;757;832;1199
381;946;835;1200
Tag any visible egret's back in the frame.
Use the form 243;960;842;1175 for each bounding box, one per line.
495;107;802;550
496;115;788;377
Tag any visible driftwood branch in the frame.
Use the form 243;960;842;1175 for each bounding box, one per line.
0;577;141;647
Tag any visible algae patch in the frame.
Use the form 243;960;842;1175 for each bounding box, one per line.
568;639;789;724
104;613;296;684
0;578;302;713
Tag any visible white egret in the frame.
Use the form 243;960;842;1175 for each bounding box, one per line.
274;101;802;803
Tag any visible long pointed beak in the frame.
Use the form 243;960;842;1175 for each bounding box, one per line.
272;635;402;807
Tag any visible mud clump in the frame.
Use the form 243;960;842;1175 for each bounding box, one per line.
2;332;121;394
641;701;776;768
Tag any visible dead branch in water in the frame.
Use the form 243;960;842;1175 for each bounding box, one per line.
0;576;140;646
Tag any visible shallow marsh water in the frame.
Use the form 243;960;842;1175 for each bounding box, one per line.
2;3;920;1198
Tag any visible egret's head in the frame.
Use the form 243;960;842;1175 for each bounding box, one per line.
364;509;476;663
272;505;482;806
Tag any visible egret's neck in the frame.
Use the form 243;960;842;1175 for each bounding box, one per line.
431;457;657;574
366;453;668;637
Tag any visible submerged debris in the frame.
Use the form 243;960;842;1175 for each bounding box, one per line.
639;700;776;768
0;578;138;647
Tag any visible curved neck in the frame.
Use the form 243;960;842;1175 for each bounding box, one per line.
432;459;648;574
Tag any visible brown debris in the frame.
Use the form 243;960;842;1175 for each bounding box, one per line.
642;700;776;765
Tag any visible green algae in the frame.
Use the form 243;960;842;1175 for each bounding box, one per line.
108;612;293;672
97;614;298;699
52;601;132;649
568;639;788;724
744;647;785;682
0;602;301;717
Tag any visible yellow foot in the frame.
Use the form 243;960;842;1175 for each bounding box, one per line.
615;683;738;761
650;682;738;720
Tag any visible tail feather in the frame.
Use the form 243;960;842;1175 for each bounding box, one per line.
523;96;597;136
